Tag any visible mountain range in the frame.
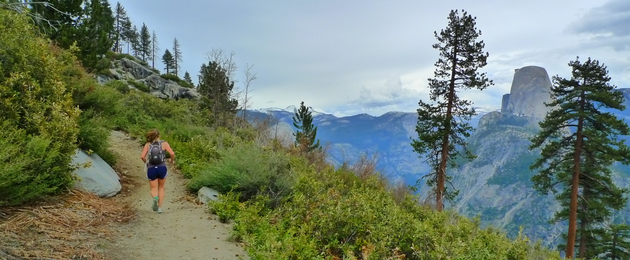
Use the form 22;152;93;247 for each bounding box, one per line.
245;66;630;248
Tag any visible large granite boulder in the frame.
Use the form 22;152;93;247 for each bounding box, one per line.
72;150;121;198
501;66;553;120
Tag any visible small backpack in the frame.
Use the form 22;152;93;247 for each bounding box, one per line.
148;141;165;165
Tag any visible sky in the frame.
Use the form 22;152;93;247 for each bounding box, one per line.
112;0;630;117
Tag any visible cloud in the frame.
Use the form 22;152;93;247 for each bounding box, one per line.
569;0;630;37
339;76;424;115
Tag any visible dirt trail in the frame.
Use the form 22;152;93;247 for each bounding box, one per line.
105;131;248;260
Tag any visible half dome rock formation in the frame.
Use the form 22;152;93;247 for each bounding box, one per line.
500;66;553;120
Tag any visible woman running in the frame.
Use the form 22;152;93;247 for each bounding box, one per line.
140;129;175;213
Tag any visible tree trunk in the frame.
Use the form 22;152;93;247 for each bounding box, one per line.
612;231;617;260
566;91;585;259
578;219;587;258
437;40;458;212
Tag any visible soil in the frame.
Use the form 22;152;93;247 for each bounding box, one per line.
103;131;248;260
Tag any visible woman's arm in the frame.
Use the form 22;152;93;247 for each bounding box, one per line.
163;142;176;163
140;143;149;163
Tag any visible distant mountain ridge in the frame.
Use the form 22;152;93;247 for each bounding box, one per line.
245;106;496;185
245;66;630;248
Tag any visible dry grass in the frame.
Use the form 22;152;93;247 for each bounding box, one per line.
0;190;135;260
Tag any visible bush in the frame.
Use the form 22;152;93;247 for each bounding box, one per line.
161;73;194;88
95;57;112;75
105;80;130;94
208;190;241;223
211;158;562;259
77;111;117;165
160;73;182;82
0;121;75;206
0;10;83;205
128;80;151;93
187;142;294;202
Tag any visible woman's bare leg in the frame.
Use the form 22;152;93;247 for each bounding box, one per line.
149;179;158;198
157;178;167;208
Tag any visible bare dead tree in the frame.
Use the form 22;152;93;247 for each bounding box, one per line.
205;48;237;79
1;1;66;34
240;63;257;120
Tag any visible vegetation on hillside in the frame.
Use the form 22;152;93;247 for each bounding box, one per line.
4;3;624;259
0;8;84;206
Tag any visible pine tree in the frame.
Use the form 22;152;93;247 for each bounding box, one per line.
197;61;238;127
139;23;151;61
292;101;321;153
151;30;160;69
121;17;133;53
77;0;114;71
183;71;193;86
29;0;84;48
112;2;128;52
129;25;140;58
595;224;630;260
529;57;630;259
162;49;174;74
172;37;182;76
411;9;493;211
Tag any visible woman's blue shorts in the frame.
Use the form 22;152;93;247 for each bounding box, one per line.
147;165;168;181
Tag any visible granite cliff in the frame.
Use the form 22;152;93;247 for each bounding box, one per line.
501;66;553;120
438;67;630;246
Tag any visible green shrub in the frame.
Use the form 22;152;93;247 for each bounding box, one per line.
0;121;75;206
160;73;182;82
208;190;242;223
77;111;117;165
128;80;151;93
105;80;130;94
187;141;294;202
161;73;194;88
95;57;112;73
223;159;562;259
0;10;83;205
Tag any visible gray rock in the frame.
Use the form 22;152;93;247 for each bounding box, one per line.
140;74;200;99
105;57;200;100
501;66;553;119
117;58;153;79
197;187;220;204
96;75;111;84
71;150;121;198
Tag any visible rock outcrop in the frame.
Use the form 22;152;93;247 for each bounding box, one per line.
71;150;121;198
98;58;199;100
501;66;553;120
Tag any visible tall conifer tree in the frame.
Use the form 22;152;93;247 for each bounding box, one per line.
113;2;128;52
198;61;238;127
162;49;174;74
292;101;321;153
77;0;114;70
530;57;630;259
139;23;151;61
411;9;493;211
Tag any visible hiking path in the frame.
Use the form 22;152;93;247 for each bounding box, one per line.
105;131;248;260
